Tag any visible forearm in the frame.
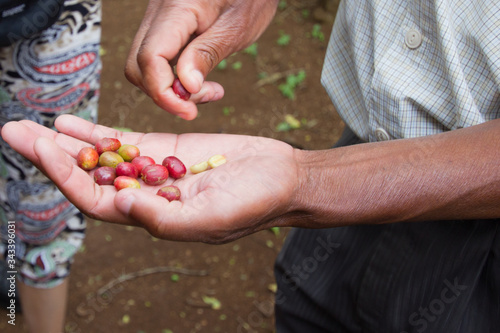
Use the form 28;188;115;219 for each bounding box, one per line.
290;119;500;228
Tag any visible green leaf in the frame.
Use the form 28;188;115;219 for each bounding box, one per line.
312;24;325;42
278;83;295;100
277;31;291;46
258;72;268;79
217;59;227;70
276;121;291;132
278;70;306;99
270;227;281;236
222;106;234;116
232;61;243;70
243;43;258;57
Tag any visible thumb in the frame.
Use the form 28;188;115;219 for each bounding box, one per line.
176;22;241;94
114;189;190;241
175;0;279;93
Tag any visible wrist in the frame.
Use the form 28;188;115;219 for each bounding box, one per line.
289;144;408;228
288;148;338;228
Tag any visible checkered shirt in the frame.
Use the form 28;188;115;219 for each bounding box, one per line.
321;0;500;142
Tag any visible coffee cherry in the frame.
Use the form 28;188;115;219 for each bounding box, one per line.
141;164;169;186
93;166;116;185
162;156;186;179
157;185;181;201
172;78;191;101
95;137;121;155
77;147;99;171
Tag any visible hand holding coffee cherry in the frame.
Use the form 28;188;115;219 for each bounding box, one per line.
77;135;228;202
1;115;298;243
124;0;278;120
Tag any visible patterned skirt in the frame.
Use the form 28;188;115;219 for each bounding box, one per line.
0;0;101;288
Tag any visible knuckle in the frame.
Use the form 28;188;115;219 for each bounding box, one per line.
135;43;155;70
196;36;235;72
197;46;221;72
123;62;136;84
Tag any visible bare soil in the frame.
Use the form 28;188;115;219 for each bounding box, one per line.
0;1;343;332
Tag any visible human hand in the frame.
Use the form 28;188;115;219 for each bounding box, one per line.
1;115;298;243
125;0;279;120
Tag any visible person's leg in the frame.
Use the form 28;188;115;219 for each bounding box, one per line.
18;279;69;333
0;1;101;331
274;225;387;332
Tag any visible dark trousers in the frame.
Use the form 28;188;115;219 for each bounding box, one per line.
274;127;500;333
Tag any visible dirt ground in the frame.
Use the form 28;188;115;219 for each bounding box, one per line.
1;0;343;332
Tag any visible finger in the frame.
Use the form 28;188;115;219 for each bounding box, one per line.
1;121;42;166
33;136;99;209
142;79;225;120
144;88;200;120
114;186;240;243
33;136;131;223
176;29;235;88
114;189;194;240
114;182;222;242
20;120;92;157
2;121;94;179
125;4;203;118
54;115;145;145
54;115;120;143
18;120;58;140
124;0;176;92
175;5;266;87
190;80;225;104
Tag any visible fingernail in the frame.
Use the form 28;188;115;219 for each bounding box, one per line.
190;70;204;92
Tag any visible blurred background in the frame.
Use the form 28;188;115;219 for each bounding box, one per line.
1;0;342;332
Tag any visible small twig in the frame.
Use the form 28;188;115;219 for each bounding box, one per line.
97;266;209;297
274;5;294;21
254;68;305;89
185;298;213;308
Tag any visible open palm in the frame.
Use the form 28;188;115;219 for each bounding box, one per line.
1;115;298;243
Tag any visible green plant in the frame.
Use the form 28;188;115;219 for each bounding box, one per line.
231;61;242;70
278;0;287;10
278;70;306;99
312;24;325;42
217;59;227;70
243;43;258;57
222;106;235;116
277;30;291;46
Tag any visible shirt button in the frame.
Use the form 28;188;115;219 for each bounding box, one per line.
375;128;391;141
405;29;422;49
